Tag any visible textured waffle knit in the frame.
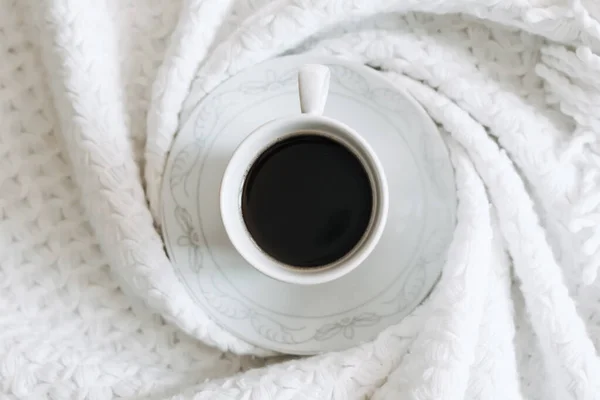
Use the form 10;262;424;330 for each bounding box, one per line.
2;0;600;399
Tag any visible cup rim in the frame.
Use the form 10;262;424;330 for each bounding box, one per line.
220;114;389;285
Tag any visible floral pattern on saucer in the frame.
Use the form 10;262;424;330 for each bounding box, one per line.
161;55;456;354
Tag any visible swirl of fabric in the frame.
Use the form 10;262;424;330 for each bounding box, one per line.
1;0;600;399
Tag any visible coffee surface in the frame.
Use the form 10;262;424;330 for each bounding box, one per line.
241;134;373;268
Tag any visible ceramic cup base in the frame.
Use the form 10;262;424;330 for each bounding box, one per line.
161;55;456;354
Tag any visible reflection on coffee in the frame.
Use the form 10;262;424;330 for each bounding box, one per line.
241;133;373;268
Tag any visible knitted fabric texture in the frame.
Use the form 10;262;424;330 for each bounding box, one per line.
2;0;600;399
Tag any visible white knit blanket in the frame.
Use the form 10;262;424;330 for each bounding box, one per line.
2;0;600;398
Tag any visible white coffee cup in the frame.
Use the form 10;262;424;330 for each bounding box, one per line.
220;64;389;285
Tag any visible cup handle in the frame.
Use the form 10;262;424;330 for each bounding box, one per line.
298;64;331;115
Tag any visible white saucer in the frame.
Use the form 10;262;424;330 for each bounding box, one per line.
161;55;456;355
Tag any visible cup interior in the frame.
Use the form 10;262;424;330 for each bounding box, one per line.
220;115;388;285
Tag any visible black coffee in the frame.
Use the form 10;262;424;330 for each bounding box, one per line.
241;134;373;268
